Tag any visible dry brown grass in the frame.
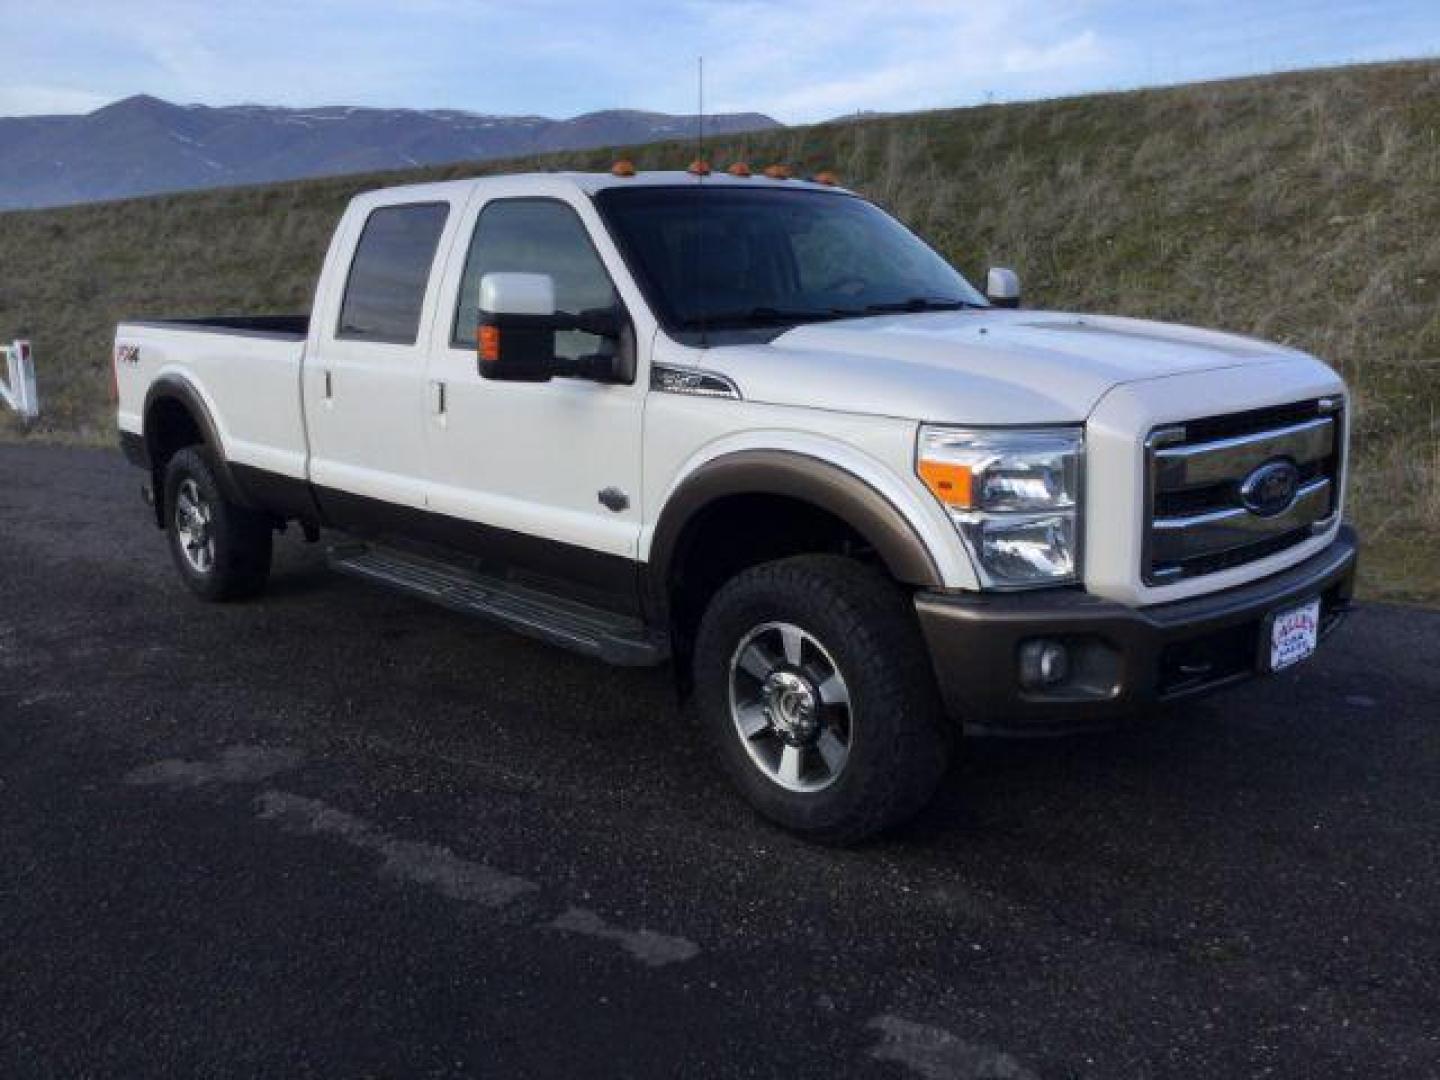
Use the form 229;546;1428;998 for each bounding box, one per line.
2;59;1438;600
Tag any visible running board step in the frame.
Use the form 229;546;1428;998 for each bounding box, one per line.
327;543;668;667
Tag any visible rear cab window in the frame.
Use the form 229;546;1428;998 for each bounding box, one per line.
337;202;450;345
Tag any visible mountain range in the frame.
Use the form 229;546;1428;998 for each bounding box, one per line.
0;95;781;210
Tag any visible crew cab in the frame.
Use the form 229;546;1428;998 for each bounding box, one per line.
116;168;1356;842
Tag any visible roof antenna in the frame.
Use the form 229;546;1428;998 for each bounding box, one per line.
695;55;708;349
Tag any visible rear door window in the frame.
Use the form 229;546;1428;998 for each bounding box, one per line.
337;202;450;344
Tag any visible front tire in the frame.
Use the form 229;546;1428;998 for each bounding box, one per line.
163;447;272;601
693;555;951;844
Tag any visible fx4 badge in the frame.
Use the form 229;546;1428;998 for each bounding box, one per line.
115;344;141;366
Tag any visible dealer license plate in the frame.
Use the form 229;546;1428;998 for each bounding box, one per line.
1268;598;1321;672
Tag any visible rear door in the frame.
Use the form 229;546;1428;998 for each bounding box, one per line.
303;197;456;521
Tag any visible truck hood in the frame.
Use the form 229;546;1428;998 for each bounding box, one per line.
700;309;1315;424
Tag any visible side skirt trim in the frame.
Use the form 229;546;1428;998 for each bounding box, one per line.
313;484;643;618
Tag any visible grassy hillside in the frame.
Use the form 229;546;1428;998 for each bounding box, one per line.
3;60;1438;603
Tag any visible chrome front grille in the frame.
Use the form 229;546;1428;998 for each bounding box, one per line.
1144;398;1343;584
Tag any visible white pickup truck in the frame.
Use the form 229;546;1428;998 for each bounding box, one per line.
116;167;1356;842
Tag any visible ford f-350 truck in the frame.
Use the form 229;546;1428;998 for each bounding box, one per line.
116;168;1356;842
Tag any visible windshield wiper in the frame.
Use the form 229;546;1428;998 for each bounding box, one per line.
683;306;850;330
682;298;977;331
859;296;977;314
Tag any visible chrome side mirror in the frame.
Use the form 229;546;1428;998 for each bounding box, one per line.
477;272;560;382
476;271;630;383
986;267;1021;309
480;272;557;318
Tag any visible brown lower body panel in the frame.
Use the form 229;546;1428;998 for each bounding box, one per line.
915;527;1357;735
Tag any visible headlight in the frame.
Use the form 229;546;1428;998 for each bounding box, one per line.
917;425;1083;588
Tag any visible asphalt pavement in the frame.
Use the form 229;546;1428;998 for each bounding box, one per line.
2;444;1438;1078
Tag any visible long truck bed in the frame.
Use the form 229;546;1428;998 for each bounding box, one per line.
121;315;310;338
115;315;312;485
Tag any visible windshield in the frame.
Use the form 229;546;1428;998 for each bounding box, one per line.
594;185;986;337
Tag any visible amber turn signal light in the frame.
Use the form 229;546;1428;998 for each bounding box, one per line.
611;159;636;177
687;159;712;176
727;162;751;177
813;170;839;186
478;324;500;363
762;163;790;179
917;460;974;508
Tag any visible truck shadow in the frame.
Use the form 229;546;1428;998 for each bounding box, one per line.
897;661;1396;860
260;534;346;600
247;537;1414;882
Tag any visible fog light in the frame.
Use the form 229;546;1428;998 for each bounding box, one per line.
1019;639;1071;690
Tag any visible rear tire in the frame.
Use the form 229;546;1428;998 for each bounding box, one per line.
693;555;951;844
163;447;272;601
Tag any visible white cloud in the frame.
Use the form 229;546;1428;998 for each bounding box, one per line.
669;0;1111;121
0;85;110;116
131;24;221;93
1003;29;1105;74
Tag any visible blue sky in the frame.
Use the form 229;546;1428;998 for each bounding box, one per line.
2;0;1438;123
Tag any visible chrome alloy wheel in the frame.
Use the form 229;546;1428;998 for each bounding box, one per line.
728;621;853;793
174;478;216;574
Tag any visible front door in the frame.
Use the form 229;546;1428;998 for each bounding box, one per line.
422;193;648;612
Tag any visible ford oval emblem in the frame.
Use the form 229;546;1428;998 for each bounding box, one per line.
1240;459;1301;517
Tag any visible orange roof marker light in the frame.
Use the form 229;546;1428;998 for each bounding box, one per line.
762;163;791;180
726;161;752;177
610;159;637;177
813;170;840;186
687;159;712;176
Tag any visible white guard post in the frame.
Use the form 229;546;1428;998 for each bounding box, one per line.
0;340;39;420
